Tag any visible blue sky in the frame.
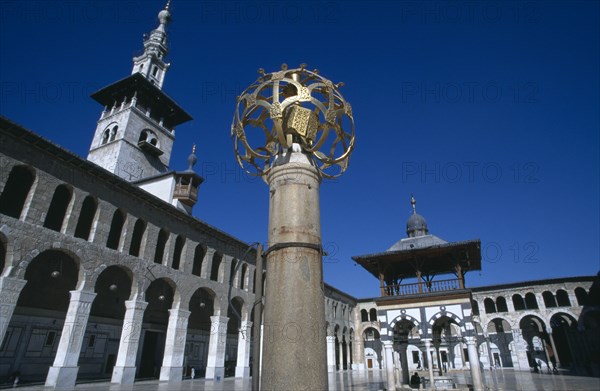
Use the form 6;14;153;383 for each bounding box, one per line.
1;0;598;299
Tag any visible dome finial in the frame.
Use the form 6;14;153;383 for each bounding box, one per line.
165;0;171;11
411;194;417;214
158;1;172;27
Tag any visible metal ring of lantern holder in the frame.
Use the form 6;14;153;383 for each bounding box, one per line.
231;64;355;179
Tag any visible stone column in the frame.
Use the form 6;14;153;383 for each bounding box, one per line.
235;321;252;378
160;308;191;382
112;299;148;384
206;315;228;380
399;342;409;385
548;331;560;367
382;340;396;391
261;149;327;391
485;335;494;368
0;277;27;344
511;329;530;370
424;339;435;387
346;340;353;370
465;336;484;391
338;339;344;370
327;336;337;372
45;290;97;389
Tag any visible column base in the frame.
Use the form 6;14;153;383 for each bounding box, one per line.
328;365;336;373
111;366;136;384
45;366;79;389
205;366;224;380
159;366;183;382
235;366;250;378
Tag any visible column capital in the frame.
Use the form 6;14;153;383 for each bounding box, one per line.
168;307;191;318
210;315;229;324
382;340;394;348
464;336;476;344
124;299;148;311
69;289;97;303
326;335;336;342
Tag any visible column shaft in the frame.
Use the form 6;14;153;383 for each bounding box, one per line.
261;155;327;391
466;337;484;391
425;339;435;388
111;299;148;384
206;315;228;380
235;321;252;378
548;332;560;367
400;344;409;385
383;341;396;391
45;290;97;389
327;336;336;372
160;308;191;382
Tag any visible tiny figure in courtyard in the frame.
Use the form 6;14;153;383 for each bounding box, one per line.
410;372;421;388
550;356;558;373
416;359;422;370
191;367;195;379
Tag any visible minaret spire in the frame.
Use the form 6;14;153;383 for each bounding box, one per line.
130;1;173;89
411;194;417;214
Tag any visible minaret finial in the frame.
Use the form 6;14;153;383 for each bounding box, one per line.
165;0;171;11
187;144;198;171
411;194;416;214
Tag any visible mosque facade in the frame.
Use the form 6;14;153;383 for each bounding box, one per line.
0;3;597;388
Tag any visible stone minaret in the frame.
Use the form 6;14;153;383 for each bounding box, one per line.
86;1;191;182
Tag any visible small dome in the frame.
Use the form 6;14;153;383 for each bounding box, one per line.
406;195;429;237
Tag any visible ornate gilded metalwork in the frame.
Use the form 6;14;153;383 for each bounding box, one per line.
231;64;355;179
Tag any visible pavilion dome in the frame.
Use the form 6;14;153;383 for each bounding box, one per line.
406;195;429;238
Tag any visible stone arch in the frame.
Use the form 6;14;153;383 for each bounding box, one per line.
484;297;497;313
389;313;421;334
516;312;551;331
369;308;377;322
360;309;369;322
210;251;223;282
17;249;80;312
0;164;36;219
496;296;508;312
192;244;206;277
74;195;98;241
428;311;465;333
43;184;73;232
574;287;588;306
107;208;127;250
240;263;248;290
90;264;134;319
154;229;169;264
542;290;557;308
171;234;185;270
555;289;571;307
128;218;146;257
485;315;514;331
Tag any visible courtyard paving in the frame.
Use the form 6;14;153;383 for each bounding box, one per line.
6;369;600;391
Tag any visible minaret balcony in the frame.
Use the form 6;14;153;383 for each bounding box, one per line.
138;140;164;156
173;182;198;205
381;278;462;297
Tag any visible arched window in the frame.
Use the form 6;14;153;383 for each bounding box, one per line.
139;129;159;146
171;235;185;270
154;229;169;264
152;66;159;77
192;245;205;277
102;129;110;144
210;252;222;282
496;296;508;312
360;309;369;322
575;287;588;306
128;219;146;257
512;294;525;310
43;184;72;231
471;300;480;315
109;125;118;142
369;308;377;322
525;292;539;309
542;291;557;308
556;289;571;307
240;264;248;290
106;209;126;250
0;165;35;219
74;196;97;240
484;298;497;313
